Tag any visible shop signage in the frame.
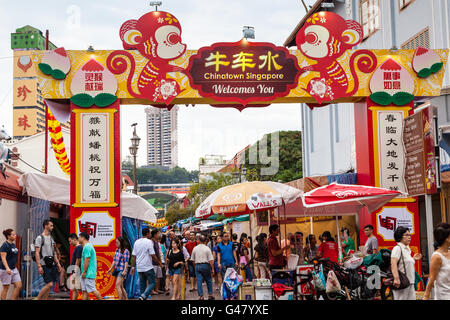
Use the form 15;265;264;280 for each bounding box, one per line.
403;106;437;196
73;109;116;207
375;109;407;192
376;206;414;241
187;39;301;105
75;211;116;246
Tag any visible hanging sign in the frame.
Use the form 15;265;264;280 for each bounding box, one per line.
187;39;301;105
73;109;116;207
403;106;437;196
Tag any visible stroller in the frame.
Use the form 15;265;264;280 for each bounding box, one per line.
221;267;243;300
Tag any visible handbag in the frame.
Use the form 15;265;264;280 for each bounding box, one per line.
312;264;326;291
392;245;410;290
325;270;342;293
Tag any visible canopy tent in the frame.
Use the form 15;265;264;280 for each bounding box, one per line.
193;220;224;232
18;172;158;223
222;214;249;224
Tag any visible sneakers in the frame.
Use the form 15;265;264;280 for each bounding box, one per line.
139;296;144;300
208;296;215;300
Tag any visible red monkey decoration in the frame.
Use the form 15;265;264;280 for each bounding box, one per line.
296;12;377;106
107;11;186;105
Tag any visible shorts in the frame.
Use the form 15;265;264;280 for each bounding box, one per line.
0;268;21;285
81;277;97;293
42;265;58;284
154;266;163;278
68;273;82;290
188;261;195;277
168;268;181;276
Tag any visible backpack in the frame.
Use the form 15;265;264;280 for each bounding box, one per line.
30;234;54;262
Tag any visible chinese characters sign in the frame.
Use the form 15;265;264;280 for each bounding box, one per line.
377;206;414;241
73;109;116;207
13;79;37;107
75;211;116;246
187;39;301;105
13;109;37;136
375;109;407;192
403;106;437;196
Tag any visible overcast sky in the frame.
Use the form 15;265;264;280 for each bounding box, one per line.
0;0;316;170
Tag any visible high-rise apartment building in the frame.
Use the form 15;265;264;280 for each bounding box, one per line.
145;106;178;168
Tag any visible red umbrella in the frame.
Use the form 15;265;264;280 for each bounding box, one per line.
277;183;402;218
275;183;402;263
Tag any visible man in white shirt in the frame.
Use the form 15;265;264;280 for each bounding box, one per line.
130;228;159;300
191;235;215;300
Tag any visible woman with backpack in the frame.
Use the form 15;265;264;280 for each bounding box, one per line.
390;226;421;300
0;229;21;300
107;237;130;300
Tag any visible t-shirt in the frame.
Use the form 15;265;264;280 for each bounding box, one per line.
365;236;379;255
217;242;236;266
71;244;83;266
81;243;97;279
268;234;285;267
151;239;162;265
184;241;198;257
343;238;355;254
132;238;155;273
167;249;185;270
318;241;339;264
191;244;213;264
35;234;55;258
0;241;18;270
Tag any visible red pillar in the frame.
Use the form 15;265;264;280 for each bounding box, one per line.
354;99;422;284
70;100;121;298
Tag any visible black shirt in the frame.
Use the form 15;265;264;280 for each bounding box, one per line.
167;250;184;270
71;244;82;266
0;241;18;270
254;243;269;263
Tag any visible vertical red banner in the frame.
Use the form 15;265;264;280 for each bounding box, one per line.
355;99;422;287
70;100;121;298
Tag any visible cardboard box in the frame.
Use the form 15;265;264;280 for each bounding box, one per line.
239;283;255;300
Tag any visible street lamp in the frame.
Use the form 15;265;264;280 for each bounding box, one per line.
129;123;140;194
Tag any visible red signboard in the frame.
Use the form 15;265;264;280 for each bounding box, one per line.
187;39;301;105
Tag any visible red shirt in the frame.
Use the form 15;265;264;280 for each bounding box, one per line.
184;241;198;255
267;234;284;267
318;241;339;264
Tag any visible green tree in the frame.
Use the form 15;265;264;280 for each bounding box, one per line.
244;131;302;183
165;173;234;223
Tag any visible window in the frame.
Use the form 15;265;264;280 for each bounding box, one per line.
360;0;380;39
401;27;430;49
399;0;414;11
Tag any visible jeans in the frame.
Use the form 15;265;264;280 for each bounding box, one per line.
243;265;253;282
195;264;213;297
138;269;156;300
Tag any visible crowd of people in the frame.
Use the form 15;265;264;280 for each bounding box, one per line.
1;220;450;300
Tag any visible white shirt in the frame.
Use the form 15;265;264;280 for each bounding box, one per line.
432;251;450;300
182;246;190;260
132;238;155;273
191;244;213;264
391;242;416;284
